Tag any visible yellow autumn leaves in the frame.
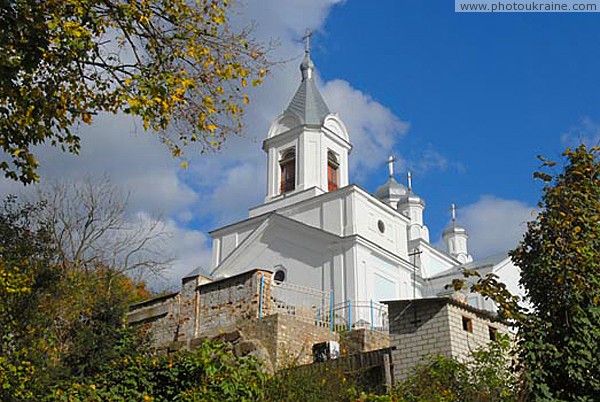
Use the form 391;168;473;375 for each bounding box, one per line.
0;0;269;183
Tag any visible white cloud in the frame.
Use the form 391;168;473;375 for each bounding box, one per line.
561;116;600;147
203;161;265;226
321;79;409;177
452;195;535;258
393;145;464;177
0;0;411;289
234;0;345;45
156;218;213;291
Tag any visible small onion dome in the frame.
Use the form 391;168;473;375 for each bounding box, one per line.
300;52;315;80
442;223;467;237
375;177;408;201
397;190;426;209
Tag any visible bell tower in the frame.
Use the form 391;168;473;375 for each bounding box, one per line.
263;31;352;203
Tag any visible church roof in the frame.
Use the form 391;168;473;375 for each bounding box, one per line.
383;297;499;321
442;222;468;237
284;52;331;125
460;252;510;270
211;212;344;277
426;252;510;281
375;177;408;200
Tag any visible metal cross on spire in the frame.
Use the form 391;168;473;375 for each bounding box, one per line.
302;28;313;53
387;155;396;178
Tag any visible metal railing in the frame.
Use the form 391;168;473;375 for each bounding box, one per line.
262;279;389;333
331;300;389;332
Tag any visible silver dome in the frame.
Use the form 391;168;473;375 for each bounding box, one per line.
375;177;408;200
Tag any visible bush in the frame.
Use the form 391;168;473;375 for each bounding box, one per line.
48;340;267;402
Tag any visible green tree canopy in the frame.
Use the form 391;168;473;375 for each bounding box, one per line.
0;0;268;183
510;145;600;401
0;196;60;400
49;340;267;402
0;195;154;401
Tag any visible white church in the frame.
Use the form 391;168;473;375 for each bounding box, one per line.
208;45;522;319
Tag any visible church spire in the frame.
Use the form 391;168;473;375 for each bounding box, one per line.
283;29;330;125
262;29;351;204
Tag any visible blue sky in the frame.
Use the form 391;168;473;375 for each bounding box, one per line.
315;1;600;237
2;1;599;288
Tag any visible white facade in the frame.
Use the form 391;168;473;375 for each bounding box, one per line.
209;49;522;320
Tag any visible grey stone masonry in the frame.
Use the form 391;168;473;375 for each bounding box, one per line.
384;297;509;381
127;269;272;350
128;268;393;370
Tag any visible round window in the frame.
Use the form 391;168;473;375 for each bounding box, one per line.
274;269;286;283
377;219;385;233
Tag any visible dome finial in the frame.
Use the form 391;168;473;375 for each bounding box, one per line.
451;203;456;223
300;29;314;81
303;28;312;53
407;171;412;191
387;155;395;178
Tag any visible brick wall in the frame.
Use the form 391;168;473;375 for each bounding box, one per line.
196;270;271;337
127;269;272;349
447;302;508;361
385;297;509;380
127;292;181;352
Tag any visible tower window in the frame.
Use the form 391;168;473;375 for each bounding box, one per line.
279;148;296;194
327;151;339;191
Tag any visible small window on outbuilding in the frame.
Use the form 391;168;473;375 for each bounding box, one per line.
327;150;339;191
279;148;296;194
462;316;473;333
489;326;497;341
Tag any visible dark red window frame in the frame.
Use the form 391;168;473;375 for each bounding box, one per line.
280;149;296;194
327;151;339;192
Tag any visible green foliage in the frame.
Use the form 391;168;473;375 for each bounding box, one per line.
394;355;468;402
451;271;524;322
0;0;269;183
454;145;600;401
509;145;600;401
265;337;516;402
0;196;155;400
353;336;516;402
48;340;267;402
0;196;59;400
264;363;356;402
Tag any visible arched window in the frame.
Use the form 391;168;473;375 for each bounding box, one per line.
280;148;296;194
327;150;339;191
